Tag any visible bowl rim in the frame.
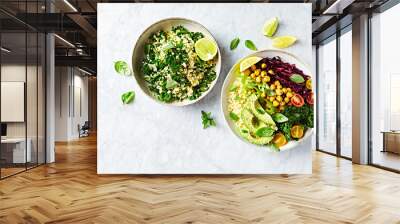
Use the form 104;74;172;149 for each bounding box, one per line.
132;17;222;107
220;49;314;152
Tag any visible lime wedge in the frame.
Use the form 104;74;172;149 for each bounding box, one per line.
239;56;263;72
195;38;218;61
272;36;297;49
263;17;279;37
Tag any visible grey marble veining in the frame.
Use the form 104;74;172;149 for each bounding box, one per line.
97;3;313;174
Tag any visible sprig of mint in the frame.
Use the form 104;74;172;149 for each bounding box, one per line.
121;91;135;104
201;111;216;129
230;37;240;50
245;40;257;51
114;61;131;76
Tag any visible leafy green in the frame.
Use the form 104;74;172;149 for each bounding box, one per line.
277;122;292;141
272;113;288;123
114;61;131;76
290;74;305;83
142;26;216;103
121;91;135;104
245;40;257;51
277;105;314;140
201;111;216;129
230;37;240;50
281;105;314;128
229;112;239;122
255;126;275;137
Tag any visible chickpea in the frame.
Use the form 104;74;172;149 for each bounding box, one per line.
263;76;270;83
270;84;276;90
250;73;256;79
251;65;257;71
274;80;280;86
279;105;285;111
261;71;267;76
282;88;287;93
261;63;267;69
243;69;251;76
261;92;266;98
276;89;283;96
277;84;282;89
273;100;279;107
269;96;275;102
254;69;261;76
286;92;293;98
280;101;285;106
286;88;291;92
276;95;283;102
256;76;261;83
268;69;275;75
284;97;290;103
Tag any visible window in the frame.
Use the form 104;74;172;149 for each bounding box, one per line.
370;3;400;171
339;28;352;158
317;37;337;154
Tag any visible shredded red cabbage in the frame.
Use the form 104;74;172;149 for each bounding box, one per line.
257;57;312;103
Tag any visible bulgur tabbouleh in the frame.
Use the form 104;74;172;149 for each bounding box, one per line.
142;26;217;103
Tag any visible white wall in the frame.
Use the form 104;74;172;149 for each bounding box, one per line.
55;67;89;141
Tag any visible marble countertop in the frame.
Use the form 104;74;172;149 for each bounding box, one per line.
97;3;312;174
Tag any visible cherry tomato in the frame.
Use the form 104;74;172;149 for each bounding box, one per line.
290;94;304;107
306;79;312;90
306;92;314;105
291;125;304;139
272;133;287;148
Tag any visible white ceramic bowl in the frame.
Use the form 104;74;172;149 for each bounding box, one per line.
221;49;313;152
132;18;221;106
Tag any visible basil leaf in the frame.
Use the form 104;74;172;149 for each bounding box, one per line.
272;113;288;123
121;91;135;104
255;126;274;137
245;40;257;51
114;61;131;76
230;37;240;50
290;74;305;84
229;112;239;122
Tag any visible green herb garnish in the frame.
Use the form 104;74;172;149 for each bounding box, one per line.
230;37;240;50
245;40;257;51
229;112;239;121
114;61;131;76
121;91;135;104
289;74;305;84
272;113;288;123
201;111;216;129
255;126;275;137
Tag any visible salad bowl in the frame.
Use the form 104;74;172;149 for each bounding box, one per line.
221;49;314;152
132;18;221;106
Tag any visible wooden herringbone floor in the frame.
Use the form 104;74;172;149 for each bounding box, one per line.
1;135;400;224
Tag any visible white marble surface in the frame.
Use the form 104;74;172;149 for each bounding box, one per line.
97;3;312;174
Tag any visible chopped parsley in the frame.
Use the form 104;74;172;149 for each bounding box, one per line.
142;26;217;103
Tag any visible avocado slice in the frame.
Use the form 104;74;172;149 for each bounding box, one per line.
246;94;276;128
240;108;263;133
237;128;274;145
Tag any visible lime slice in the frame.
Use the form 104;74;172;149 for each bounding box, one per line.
263;17;279;37
239;56;263;72
272;36;297;49
195;38;218;61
